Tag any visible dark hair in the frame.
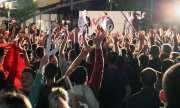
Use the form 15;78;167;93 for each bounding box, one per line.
22;67;36;80
162;63;180;108
68;49;76;60
107;52;118;64
30;23;36;27
162;59;173;73
44;63;58;79
138;54;149;68
161;44;172;56
160;52;169;61
70;66;87;85
121;48;127;57
88;40;94;46
141;68;157;86
149;45;160;57
170;52;179;60
0;93;32;108
130;44;135;53
1;85;21;94
36;47;44;58
26;50;32;59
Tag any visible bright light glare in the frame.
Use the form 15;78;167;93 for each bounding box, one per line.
0;0;7;3
175;7;180;15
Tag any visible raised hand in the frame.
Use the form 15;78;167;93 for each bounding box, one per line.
112;33;119;43
93;27;107;49
39;55;48;70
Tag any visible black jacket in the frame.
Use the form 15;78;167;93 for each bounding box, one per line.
127;87;163;108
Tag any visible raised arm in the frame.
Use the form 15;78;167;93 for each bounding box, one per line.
59;28;69;59
64;46;94;77
73;28;81;56
113;33;120;55
28;55;48;108
88;29;106;99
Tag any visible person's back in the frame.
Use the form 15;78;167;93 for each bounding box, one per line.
35;63;58;108
99;52;130;108
127;68;163;108
100;68;129;108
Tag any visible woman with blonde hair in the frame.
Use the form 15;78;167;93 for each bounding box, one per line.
48;87;70;108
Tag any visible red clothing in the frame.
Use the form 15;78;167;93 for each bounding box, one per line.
88;49;104;99
0;43;26;89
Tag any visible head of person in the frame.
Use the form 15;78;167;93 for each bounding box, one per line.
107;52;118;65
68;49;76;62
170;52;179;61
161;44;172;57
160;63;180;108
0;47;4;63
149;45;160;58
36;46;44;59
48;87;69;108
70;66;88;85
83;10;87;17
44;63;58;81
140;68;158;87
129;44;135;53
160;52;169;61
121;48;127;57
21;68;36;91
162;59;173;73
0;93;32;108
1;85;21;94
101;12;107;18
138;54;149;69
174;56;180;64
30;23;36;30
49;55;58;66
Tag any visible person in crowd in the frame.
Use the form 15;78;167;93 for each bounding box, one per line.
35;63;58;108
159;63;180;108
100;52;131;108
48;87;70;108
161;44;172;58
0;93;32;108
127;68;163;108
78;10;91;35
21;67;36;96
149;45;162;71
61;27;106;108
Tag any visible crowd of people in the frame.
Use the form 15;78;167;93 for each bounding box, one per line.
0;10;180;108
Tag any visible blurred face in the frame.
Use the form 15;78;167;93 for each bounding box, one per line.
32;24;36;29
83;10;87;17
21;72;34;89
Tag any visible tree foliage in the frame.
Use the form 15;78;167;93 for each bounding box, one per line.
9;0;37;22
